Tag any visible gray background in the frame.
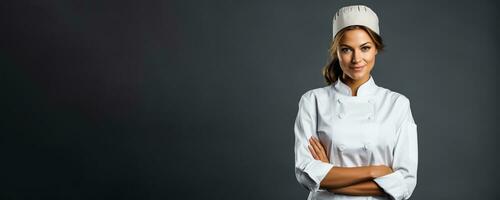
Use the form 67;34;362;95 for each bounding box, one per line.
1;0;499;199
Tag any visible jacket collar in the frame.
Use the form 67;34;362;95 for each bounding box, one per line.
333;75;378;97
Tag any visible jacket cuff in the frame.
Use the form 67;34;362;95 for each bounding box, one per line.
373;171;409;200
302;160;334;192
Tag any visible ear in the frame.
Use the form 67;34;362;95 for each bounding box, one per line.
374;48;378;55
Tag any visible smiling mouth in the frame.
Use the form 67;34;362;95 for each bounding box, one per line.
350;65;365;71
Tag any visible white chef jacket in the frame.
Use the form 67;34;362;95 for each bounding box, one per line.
294;76;418;200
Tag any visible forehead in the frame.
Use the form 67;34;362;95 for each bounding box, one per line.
339;29;374;45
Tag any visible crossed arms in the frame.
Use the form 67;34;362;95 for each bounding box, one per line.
308;137;392;196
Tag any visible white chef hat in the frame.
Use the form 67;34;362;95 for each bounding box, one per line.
332;5;380;39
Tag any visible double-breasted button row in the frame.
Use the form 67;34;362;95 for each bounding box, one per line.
337;113;374;120
337;98;375;120
337;143;371;152
337;98;374;103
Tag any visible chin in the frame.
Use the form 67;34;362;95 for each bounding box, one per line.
346;72;367;81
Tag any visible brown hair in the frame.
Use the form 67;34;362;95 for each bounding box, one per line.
322;25;385;85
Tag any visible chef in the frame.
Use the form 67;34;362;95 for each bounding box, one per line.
294;5;418;200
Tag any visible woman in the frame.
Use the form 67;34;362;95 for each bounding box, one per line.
294;5;418;200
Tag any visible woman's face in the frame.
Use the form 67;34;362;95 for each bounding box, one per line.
336;29;378;82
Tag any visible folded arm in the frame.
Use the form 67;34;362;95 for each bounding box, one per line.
329;180;385;196
309;137;390;196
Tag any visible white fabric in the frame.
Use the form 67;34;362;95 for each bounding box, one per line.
332;5;380;38
294;76;418;200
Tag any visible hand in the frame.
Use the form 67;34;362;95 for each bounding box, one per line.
308;137;329;163
369;165;393;178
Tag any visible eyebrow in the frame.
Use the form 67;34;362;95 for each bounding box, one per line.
339;42;372;48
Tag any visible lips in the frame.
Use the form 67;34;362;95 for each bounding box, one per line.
350;65;365;71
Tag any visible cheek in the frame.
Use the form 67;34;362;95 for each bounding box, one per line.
337;53;351;63
363;51;377;63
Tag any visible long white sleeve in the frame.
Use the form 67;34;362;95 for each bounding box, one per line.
294;91;334;192
373;99;418;200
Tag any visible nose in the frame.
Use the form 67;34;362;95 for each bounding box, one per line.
351;50;361;64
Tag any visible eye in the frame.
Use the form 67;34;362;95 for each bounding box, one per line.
340;48;351;53
361;46;371;52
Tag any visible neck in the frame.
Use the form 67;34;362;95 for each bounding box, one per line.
341;74;370;96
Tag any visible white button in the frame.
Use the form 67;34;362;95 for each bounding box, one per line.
338;144;346;151
363;143;370;151
337;98;342;103
368;99;373;103
338;113;344;119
